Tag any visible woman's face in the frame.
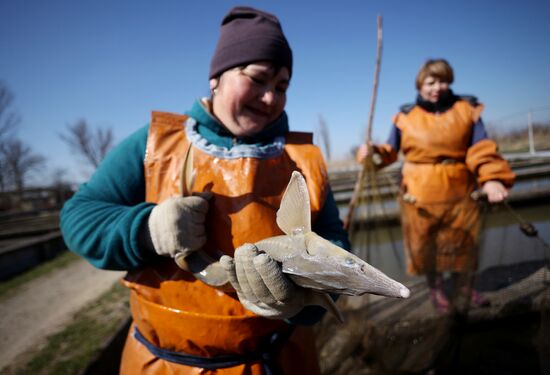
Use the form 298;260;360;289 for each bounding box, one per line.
419;75;450;103
210;62;290;138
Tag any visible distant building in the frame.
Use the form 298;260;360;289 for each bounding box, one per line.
0;186;73;212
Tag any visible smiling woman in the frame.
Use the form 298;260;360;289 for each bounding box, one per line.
209;63;290;137
59;5;352;375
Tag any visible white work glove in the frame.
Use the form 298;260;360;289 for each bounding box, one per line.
219;243;306;319
146;195;209;258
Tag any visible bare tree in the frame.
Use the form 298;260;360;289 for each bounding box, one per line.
0;82;20;140
51;167;68;187
59;119;114;169
317;114;331;162
2;139;46;193
50;167;73;207
0;82;22;191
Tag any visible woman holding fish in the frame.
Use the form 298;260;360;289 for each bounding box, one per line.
61;6;408;374
357;59;515;313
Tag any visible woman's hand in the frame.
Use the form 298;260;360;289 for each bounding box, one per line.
220;243;306;319
356;143;383;166
482;180;509;203
356;144;369;163
145;194;211;258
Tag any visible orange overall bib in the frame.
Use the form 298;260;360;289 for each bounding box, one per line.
120;111;328;374
376;100;515;275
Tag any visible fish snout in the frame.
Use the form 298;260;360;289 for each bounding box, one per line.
357;262;410;298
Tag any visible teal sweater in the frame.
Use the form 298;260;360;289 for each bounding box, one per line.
60;100;350;270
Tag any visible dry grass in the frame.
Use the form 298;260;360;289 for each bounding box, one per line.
489;123;550;153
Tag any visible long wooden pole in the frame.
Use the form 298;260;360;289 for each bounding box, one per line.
344;15;383;231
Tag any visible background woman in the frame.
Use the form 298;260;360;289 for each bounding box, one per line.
357;59;515;313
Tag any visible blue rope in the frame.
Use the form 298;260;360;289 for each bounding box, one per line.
134;326;294;375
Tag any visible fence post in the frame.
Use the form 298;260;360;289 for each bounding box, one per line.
528;110;535;155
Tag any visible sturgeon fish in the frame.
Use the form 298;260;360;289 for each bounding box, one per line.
175;148;410;321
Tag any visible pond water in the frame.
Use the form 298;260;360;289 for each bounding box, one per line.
514;176;550;190
347;201;550;285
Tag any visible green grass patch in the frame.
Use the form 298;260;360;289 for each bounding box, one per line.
7;281;130;375
0;250;80;300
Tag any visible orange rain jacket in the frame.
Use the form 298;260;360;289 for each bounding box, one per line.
363;99;515;275
120;111;327;374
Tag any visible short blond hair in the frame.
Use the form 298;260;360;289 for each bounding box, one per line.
415;59;454;90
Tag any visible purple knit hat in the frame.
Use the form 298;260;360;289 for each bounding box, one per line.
209;6;293;79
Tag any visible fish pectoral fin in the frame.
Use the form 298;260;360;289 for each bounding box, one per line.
175;251;233;292
276;171;312;236
304;290;344;324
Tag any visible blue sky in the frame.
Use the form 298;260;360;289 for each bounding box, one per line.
1;0;550;184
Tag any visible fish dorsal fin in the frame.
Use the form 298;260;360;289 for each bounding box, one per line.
276;171;311;236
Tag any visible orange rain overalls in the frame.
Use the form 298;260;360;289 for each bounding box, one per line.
120;111;328;374
371;100;515;275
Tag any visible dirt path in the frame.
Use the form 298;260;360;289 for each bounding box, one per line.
0;258;124;367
